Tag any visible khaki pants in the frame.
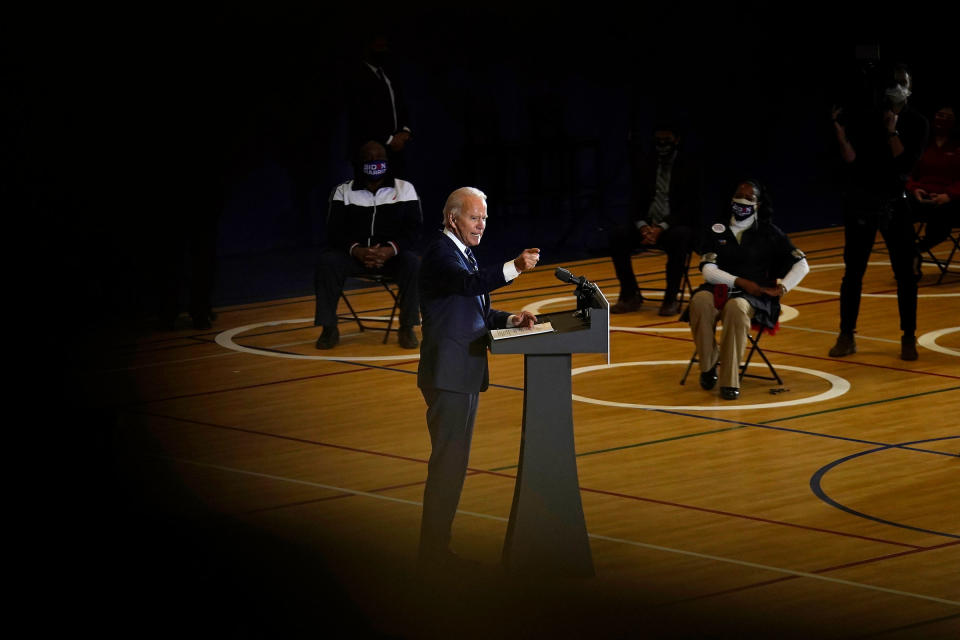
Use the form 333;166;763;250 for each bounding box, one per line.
689;290;755;389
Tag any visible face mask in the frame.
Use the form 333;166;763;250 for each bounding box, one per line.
655;141;676;157
362;160;388;178
731;198;757;221
885;83;911;107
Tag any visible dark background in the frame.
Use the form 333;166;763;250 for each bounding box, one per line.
8;3;956;636
8;2;956;322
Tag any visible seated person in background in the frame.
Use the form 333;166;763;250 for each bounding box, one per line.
906;104;959;252
610;124;701;316
314;140;423;349
688;180;809;400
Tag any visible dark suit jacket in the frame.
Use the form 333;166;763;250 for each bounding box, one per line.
417;231;513;394
631;147;703;229
345;62;412;154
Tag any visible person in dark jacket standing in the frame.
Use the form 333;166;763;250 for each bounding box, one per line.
314;141;422;349
416;187;539;569
828;63;929;360
345;33;414;178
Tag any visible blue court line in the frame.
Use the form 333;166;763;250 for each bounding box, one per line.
312;356;958;459
176;345;953;458
487;424;749;471
648;401;959;458
253;351;958;458
810;436;960;540
764;386;960;425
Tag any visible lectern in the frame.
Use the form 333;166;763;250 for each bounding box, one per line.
489;283;609;577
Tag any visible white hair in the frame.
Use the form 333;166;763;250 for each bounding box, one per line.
442;187;487;224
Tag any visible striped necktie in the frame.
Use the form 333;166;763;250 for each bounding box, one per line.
647;158;672;224
464;248;484;308
464;247;478;272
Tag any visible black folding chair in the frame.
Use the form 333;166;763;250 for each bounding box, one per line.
680;323;782;386
337;274;401;344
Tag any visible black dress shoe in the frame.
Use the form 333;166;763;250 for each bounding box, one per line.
315;325;339;349
658;300;681;316
720;386;740;400
398;326;419;349
610;296;643;314
699;365;718;390
828;332;856;357
900;334;918;361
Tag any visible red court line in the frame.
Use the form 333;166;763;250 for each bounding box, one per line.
130;410;918;549
243;477;440;514
242;470;485;515
576;484;920;549
128;359;420;406
659;540;960;606
130;410;432;466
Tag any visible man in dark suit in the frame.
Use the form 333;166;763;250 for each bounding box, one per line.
610;125;702;316
416;186;540;568
345;32;414;178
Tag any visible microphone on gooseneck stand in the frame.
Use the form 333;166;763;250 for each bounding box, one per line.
554;267;584;286
555;267;597;317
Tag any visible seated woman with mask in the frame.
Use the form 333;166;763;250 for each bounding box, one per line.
688;180;809;400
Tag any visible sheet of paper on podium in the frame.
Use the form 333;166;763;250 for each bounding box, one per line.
489;322;554;340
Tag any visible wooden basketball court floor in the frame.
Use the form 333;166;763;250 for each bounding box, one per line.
79;227;958;638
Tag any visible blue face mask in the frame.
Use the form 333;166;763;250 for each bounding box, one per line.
362;160;388;178
731;198;757;221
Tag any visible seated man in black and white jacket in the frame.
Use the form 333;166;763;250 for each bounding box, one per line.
314;140;423;349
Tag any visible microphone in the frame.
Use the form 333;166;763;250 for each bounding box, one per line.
555;267;599;316
554;267;582;285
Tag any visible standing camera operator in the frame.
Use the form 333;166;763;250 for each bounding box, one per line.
829;63;929;361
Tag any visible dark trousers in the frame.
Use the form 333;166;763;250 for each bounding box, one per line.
313;248;420;328
915;200;959;251
839;197;918;335
418;386;479;561
609;224;692;302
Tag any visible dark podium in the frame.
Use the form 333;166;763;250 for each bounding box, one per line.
489;280;609;577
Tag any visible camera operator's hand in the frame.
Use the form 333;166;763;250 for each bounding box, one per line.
883;109;899;134
832;105;856;163
831;105;844;126
883;109;906;157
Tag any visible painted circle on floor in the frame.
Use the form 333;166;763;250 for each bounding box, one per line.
793;262;960;298
215;317;421;361
917;327;960;357
570;360;850;411
522;297;798;330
